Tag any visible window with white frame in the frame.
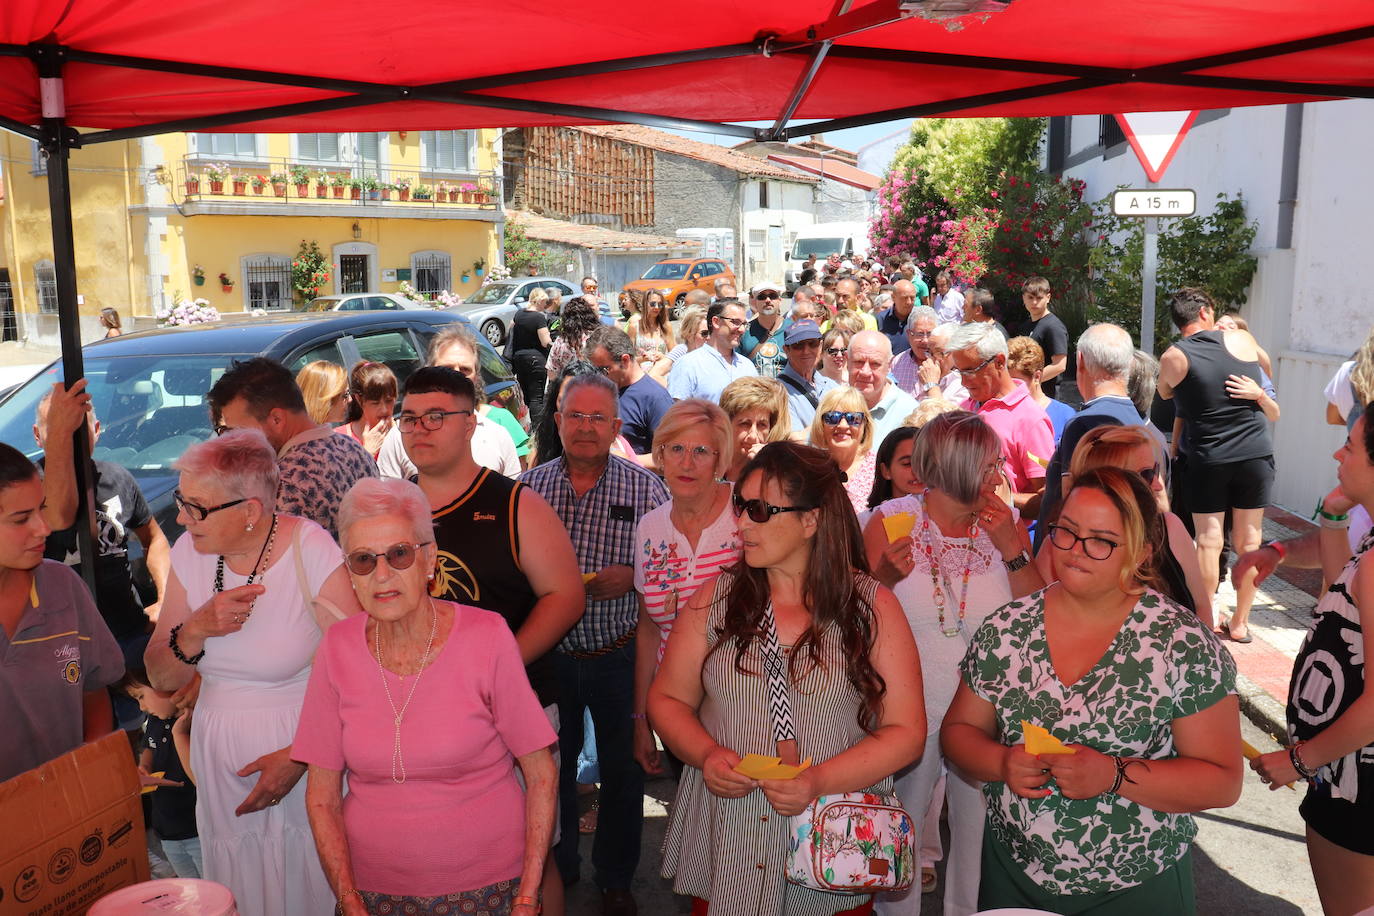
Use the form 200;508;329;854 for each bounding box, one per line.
411;251;452;296
193;133;260;159
242;255;293;311
421;131;474;173
296;133;344;164
34;261;57;314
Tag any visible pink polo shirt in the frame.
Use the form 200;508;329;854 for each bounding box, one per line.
962;379;1054;492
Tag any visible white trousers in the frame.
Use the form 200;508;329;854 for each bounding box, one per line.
877;730;985;916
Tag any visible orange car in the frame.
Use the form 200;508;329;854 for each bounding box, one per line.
622;258;735;316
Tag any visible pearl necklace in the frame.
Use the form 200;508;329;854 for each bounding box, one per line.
373;600;438;784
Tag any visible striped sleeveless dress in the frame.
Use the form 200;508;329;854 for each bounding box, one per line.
661;572;894;916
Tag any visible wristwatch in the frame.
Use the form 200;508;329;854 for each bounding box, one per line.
1003;549;1031;573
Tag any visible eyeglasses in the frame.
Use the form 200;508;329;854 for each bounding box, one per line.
344;541;433;576
719;316;747;329
397;409;472;432
1045;524;1120;560
174;489;248;522
825;347;848;358
1136;464;1161;485
662;443;718;463
909;331;933;340
985;454;1007;477
564;411;612;426
821;411;867;427
213;423;233;437
732;495;815;524
956;354;999;377
755;292;780;300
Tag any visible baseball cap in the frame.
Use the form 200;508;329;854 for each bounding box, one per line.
750;281;782;296
784;320;823;346
840;260;856;270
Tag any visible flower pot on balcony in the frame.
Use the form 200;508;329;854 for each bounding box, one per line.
232;180;247;195
252;185;265;195
185;179;200;195
367;190;380;201
274;183;289;197
209;180;224;194
298;183;312;197
351;188;362;200
380;189;391;200
398;188;410;201
316;185;328;198
333;186;344;199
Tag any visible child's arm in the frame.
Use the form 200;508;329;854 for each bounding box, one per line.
172;711;196;786
138;747;154;773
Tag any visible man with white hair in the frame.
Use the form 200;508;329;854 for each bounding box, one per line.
847;330;919;446
890;306;940;398
1033;322;1146;548
949;322;1052;511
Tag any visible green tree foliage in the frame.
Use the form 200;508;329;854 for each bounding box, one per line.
1087;193;1258;352
892;118;1045;207
291;240;330;306
503;219;562;276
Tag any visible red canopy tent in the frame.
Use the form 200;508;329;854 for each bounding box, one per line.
2;0;1372;561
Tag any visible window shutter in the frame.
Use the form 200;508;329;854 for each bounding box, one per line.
437;131;456;171
319;133;341;162
298;133;320;161
358;132;380;167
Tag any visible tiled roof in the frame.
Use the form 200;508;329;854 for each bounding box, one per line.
765;154;883;191
575;125;819;183
508;210;701;252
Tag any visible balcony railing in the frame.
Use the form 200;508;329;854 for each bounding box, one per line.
173;157;502;210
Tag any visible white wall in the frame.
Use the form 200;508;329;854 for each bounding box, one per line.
1061;100;1374;513
739;180;815;289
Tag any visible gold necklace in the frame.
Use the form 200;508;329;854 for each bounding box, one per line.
373;600;439;784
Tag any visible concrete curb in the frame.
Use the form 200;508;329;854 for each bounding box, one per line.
1237;670;1288;742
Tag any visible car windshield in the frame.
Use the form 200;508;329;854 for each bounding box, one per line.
791;238;846;259
641;263;689;280
0;355;239;475
464;284;516;305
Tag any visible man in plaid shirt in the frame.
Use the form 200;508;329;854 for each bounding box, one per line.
520;373;668;916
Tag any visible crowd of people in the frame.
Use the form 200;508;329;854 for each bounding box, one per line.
3;255;1373;916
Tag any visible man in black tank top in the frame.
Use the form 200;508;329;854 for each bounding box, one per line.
400;367;585;912
1158;288;1280;644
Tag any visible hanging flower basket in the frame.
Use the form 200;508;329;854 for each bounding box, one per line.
193;275;205;286
221;284;234;293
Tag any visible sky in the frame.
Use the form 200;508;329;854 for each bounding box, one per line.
665;119;914;174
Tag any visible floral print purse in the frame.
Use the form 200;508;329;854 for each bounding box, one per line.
759;604;915;894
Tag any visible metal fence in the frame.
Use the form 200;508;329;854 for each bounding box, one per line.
244;257;293;310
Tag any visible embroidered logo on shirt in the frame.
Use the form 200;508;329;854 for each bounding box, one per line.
472;512;496;522
62;660;82;684
431;549;480;602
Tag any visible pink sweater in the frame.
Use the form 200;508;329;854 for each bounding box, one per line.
293;603;555;895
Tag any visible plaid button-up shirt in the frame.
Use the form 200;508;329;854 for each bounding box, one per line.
521;454;669;653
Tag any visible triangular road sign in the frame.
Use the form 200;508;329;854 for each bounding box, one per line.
1115;111;1199;183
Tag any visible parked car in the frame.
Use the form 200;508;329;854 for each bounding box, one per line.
0;309;524;549
298;292;429;312
622;258;735;318
453;277;577;346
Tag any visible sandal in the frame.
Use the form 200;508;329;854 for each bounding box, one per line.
921;867;937;895
579;799;599;834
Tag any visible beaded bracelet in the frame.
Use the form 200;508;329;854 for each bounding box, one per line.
169;623;204;665
1289;742;1318;780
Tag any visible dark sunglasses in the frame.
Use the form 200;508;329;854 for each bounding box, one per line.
1137;464;1161;485
732;495;815;524
174;489;248;522
821;410;867;427
755;291;780;300
825;347;848;358
344;541;433;576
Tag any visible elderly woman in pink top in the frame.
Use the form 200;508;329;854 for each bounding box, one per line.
294;477;557;916
633;399;740;777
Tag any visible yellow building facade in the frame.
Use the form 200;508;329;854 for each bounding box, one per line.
0;129;503;346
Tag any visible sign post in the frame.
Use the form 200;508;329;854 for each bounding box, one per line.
1113;112;1199;351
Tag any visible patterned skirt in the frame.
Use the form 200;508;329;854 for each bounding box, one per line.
359;878;517;915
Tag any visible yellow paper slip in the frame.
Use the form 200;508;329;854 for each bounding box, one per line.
1021;720;1075;755
882;512;916;543
733;753;814;780
141;771;166;795
1242;739;1296;791
582;572;597;583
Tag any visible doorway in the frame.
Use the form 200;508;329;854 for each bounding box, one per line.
0;270;15;341
339;254;369;293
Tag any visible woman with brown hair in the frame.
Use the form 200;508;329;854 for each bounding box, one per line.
942;467;1240;913
335;361;397;460
651;441;925;916
627;289;677;371
545;296;601;378
295;361;350;427
718;377;791;483
819;327;852;386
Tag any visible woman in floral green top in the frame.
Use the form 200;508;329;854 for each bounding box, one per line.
941;467;1242;913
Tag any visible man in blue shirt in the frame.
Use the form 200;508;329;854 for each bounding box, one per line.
776;320;837;433
585;325;673;455
737;282;790;378
667;300;757;402
876;278;922;356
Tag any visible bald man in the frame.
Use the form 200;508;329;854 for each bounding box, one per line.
847;330;919;446
878;279;920;355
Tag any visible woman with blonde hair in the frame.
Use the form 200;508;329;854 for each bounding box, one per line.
296;361;350;426
651;306;708;386
632;399;739;779
718;377;791;483
810;386;876;514
626;290;676;371
1036;423;1212;627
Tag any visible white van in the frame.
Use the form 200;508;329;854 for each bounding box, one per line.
784;222;871;293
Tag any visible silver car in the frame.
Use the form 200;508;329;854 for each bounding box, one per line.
456;277;577;346
299;292;431;312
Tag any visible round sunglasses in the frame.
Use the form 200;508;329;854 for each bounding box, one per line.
345;541;433;576
821;410;867;427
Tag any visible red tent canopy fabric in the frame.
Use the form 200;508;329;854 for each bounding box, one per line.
1;0;1371;140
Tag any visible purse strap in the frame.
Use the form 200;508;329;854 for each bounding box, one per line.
760;602;801;766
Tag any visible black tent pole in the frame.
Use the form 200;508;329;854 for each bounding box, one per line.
34;44;99;598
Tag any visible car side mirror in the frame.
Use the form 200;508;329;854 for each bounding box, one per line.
514;297;527;304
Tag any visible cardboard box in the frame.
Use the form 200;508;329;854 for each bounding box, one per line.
0;732;148;915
